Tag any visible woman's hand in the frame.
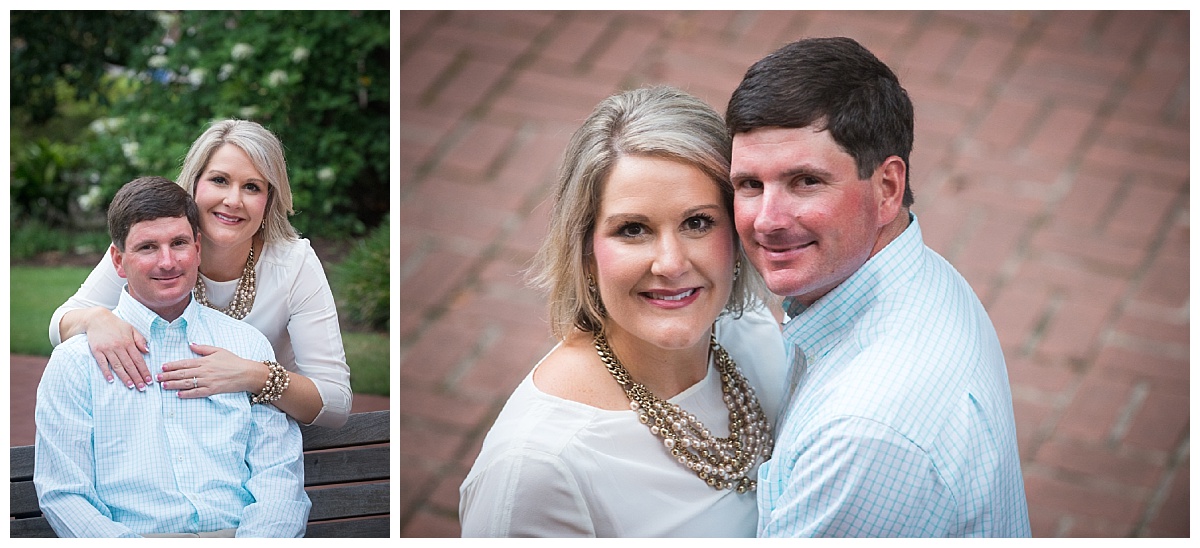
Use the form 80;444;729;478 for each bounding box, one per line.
84;311;152;390
158;343;271;398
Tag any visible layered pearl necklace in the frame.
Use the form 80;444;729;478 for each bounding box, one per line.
593;331;773;493
194;247;257;320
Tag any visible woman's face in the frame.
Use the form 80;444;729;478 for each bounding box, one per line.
591;155;735;353
192;144;270;252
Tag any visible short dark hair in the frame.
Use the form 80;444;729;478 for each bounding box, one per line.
107;176;201;251
726;37;915;207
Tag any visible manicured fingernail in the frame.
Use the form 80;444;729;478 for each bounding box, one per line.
156;374;163;382
126;382;135;389
146;376;154;383
106;376;114;383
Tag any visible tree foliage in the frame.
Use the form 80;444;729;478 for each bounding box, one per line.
11;10;390;238
10;11;157;125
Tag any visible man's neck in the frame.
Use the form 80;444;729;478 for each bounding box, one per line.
870;208;911;258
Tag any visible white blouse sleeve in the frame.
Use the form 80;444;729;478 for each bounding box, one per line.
283;242;353;428
459;448;595;537
48;253;125;347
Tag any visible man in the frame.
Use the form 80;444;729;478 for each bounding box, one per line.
727;37;1030;537
34;176;310;537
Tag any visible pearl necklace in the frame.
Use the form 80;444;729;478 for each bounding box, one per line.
194;247;257;320
593;331;773;493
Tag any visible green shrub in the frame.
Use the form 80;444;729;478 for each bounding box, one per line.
333;215;390;330
10;220;111;261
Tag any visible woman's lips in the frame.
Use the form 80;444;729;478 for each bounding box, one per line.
213;211;244;224
640;287;701;309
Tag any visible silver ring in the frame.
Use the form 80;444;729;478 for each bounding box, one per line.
192;376;198;389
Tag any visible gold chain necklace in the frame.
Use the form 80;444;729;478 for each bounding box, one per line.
194;247;257;320
593;331;773;493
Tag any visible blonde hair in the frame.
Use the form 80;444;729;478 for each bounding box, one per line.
529;86;765;340
176;119;299;242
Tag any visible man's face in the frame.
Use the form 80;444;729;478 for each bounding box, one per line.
731;125;884;305
111;216;201;321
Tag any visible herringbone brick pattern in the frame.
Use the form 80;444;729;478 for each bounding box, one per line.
399;10;1189;537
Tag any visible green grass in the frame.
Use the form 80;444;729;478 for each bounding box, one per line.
10;266;95;356
10;265;390;397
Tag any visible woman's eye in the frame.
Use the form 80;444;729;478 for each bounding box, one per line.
245;183;262;192
211;176;227;185
618;223;646;238
685;215;715;232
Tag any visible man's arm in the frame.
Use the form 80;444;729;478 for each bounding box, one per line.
760;416;954;537
34;348;139;538
235;377;311;537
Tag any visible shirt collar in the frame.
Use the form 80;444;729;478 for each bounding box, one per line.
115;286;202;335
782;213;925;361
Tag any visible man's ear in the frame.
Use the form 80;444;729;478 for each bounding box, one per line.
874;156;907;227
110;244;128;279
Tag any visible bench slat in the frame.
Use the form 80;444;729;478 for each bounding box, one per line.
306;482;390;521
10;516;55;538
301;410;389;451
305;516;391;538
12;444;33;481
11;480;40;517
304;445;389;486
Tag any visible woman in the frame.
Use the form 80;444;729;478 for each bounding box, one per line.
49;119;352;428
458;86;786;537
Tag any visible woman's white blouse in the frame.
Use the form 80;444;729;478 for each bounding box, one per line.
458;304;786;537
48;238;352;427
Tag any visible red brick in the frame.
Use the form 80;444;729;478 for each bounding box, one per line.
399;383;491;430
1028;507;1065;538
1110;309;1189;348
973;95;1040;152
434;57;509;110
1024;105;1096;163
400;307;489;387
1007;356;1077;398
399;419;467;463
593;17;664;73
1122;383;1188;452
1082;139;1189;182
1144;456;1189;537
953;33;1017;83
401;507;461;538
437;120;519;179
539;14;611;67
1132;250;1188;309
1062;515;1138;537
1053;371;1133;443
985;278;1052;353
401;48;458;102
954;208;1026;282
1011;398;1055;461
1028;225;1145;277
1106;183;1180;245
1033;439;1163;490
1094;344;1188;387
1036;298;1110;362
399;11;439;40
1022;469;1144;525
491;122;574;197
428;466;469;513
399;456;437;513
398;248;474;312
1048;172;1121;231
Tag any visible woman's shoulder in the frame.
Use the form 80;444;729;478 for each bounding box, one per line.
260;237;315;266
532;332;629;412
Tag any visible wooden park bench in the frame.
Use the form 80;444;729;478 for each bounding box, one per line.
11;409;390;537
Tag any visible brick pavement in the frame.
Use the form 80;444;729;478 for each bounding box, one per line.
399;11;1189;538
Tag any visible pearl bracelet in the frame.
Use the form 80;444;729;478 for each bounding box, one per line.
251;360;290;405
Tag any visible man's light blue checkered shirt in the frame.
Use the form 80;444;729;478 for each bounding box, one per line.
758;214;1031;537
35;288;311;537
